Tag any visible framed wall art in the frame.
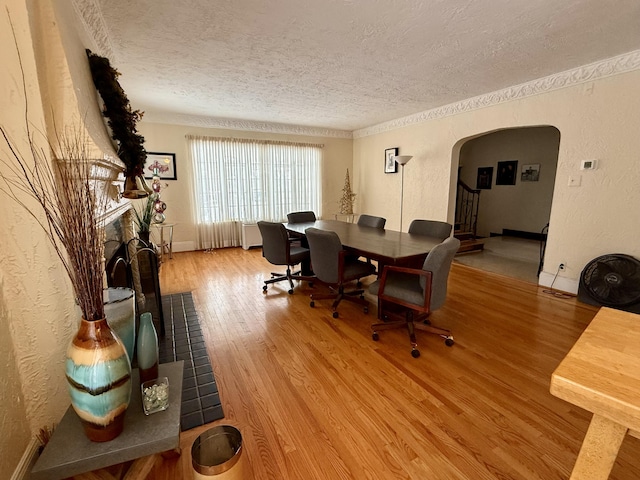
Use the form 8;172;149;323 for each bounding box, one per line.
476;167;493;189
496;160;518;185
521;163;540;182
144;152;177;180
384;147;398;174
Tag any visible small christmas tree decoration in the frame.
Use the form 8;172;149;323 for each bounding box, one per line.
338;169;357;214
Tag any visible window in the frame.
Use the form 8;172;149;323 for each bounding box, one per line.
187;135;322;249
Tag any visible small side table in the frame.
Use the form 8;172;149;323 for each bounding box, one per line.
152;223;175;261
31;361;184;480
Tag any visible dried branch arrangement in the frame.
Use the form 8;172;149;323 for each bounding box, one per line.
0;17;109;321
0;127;110;321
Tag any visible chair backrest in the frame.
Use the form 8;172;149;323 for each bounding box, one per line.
357;214;386;229
305;227;342;284
287;211;317;223
421;236;460;310
408;219;452;241
257;221;290;265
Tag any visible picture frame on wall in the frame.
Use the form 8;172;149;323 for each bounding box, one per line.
144;152;177;180
521;163;540;182
384;147;398;173
496;160;518;185
476;167;493;189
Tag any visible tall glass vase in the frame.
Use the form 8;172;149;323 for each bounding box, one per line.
66;318;132;442
137;312;159;384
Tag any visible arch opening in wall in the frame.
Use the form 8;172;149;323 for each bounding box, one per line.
450;125;561;284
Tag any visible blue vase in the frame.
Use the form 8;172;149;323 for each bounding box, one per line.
66;318;132;442
136;312;159;384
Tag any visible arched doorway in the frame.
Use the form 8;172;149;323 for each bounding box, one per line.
453;126;560;283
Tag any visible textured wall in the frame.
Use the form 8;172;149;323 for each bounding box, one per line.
459;127;560;237
137;121;353;250
1;1;126;475
354;70;640;293
0;0;73;473
0;275;31;480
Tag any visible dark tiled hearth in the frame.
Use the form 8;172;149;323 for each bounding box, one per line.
159;292;225;430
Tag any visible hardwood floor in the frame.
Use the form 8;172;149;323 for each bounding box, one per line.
107;248;640;479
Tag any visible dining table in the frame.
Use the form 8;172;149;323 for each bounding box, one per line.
284;219;443;273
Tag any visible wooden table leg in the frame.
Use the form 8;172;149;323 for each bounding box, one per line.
570;414;628;480
121;454;158;480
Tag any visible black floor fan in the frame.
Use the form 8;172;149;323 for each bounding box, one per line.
578;254;640;314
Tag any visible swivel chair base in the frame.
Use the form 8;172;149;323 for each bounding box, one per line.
310;286;369;318
371;310;454;358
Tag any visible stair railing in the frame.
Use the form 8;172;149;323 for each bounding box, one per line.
455;180;481;239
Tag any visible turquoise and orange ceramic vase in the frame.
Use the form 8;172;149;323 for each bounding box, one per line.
66;318;132;442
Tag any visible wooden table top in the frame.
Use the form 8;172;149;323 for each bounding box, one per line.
550;307;640;433
284;219;443;266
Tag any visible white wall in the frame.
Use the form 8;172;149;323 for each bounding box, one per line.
354;70;640;293
458;126;560;238
137;122;353;251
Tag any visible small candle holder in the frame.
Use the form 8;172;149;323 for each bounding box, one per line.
141;377;169;415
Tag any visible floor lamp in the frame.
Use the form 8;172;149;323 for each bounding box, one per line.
394;155;413;231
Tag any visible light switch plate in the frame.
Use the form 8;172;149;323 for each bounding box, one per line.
568;175;581;187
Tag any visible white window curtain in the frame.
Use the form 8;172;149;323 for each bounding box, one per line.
188;135;322;249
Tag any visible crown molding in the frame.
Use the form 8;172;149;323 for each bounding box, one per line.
71;0;115;59
353;49;640;138
142;112;353;139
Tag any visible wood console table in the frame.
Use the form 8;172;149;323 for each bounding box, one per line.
31;361;184;480
550;307;640;479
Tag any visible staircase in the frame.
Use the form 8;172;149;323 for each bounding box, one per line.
455;180;485;253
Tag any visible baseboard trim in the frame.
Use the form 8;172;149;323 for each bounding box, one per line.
11;437;40;480
538;271;579;295
173;241;195;252
502;229;547;241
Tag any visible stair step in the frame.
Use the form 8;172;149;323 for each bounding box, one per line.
454;231;475;241
456;239;485;254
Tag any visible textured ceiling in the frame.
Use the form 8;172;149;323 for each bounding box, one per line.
78;0;640;133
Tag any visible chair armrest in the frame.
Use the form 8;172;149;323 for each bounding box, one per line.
378;265;433;312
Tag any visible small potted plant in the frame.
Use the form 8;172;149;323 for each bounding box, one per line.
133;193;159;245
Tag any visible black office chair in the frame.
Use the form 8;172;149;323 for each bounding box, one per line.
287;211;317;223
257;221;311;294
357;214;386;229
368;237;460;357
408;219;452;240
305;227;376;318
